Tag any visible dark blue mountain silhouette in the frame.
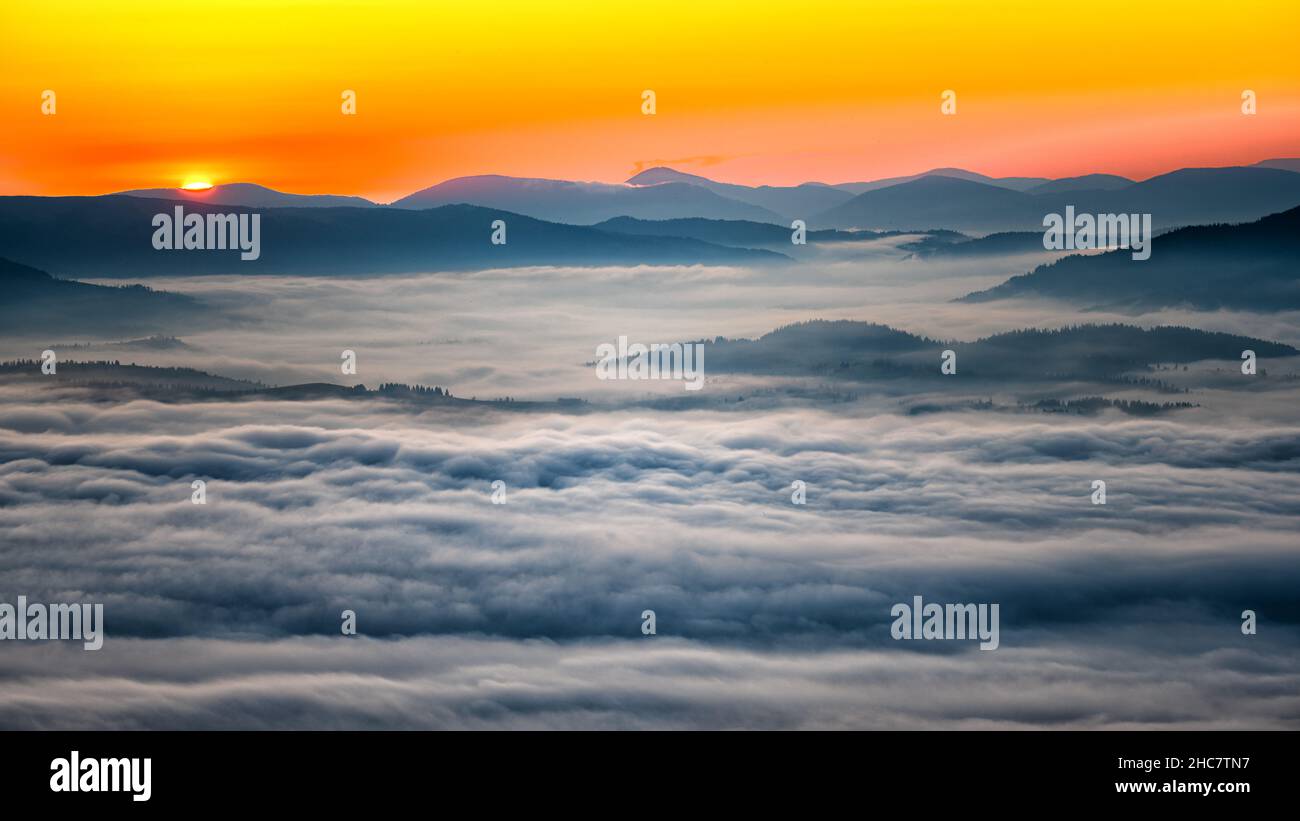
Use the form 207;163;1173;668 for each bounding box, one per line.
0;196;786;277
0;256;206;335
962;205;1300;310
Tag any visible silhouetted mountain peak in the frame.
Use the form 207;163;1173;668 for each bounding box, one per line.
1029;174;1134;194
625;167;715;186
117;182;376;209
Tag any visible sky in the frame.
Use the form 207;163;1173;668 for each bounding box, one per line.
1;0;1298;202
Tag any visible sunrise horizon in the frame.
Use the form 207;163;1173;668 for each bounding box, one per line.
4;0;1298;202
11;150;1297;206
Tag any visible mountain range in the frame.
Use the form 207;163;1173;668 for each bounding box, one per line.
814;167;1300;232
0;196;787;277
61;158;1300;235
118;182;377;208
388;162;1300;231
622;167;855;217
830;167;1056;195
389;175;785;223
5;164;1298;281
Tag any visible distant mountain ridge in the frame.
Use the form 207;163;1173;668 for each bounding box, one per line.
8;159;1300;254
383;159;1300;231
1027;174;1134;193
833;167;1052;194
0;195;787;277
118;182;376;209
814;167;1300;232
390;175;784;224
624;167;854;219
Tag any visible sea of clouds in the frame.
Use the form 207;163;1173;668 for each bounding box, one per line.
1;246;1298;728
1;395;1297;728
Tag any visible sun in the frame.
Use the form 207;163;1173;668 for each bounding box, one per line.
181;180;213;191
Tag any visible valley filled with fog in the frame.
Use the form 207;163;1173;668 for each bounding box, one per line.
8;238;1300;398
2;237;1298;728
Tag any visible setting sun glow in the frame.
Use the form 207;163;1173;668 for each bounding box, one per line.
181;181;214;191
0;0;1297;200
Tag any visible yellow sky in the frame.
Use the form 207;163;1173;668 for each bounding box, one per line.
1;0;1297;201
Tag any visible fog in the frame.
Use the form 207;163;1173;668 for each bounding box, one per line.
1;239;1297;728
1;239;1294;400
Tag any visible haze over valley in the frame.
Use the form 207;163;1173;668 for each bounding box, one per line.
3;156;1300;729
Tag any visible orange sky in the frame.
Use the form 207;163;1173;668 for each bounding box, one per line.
1;0;1297;202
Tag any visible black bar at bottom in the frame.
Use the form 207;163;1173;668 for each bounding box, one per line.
2;731;1291;808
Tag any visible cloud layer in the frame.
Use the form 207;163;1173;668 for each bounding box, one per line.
2;253;1298;729
1;391;1296;728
